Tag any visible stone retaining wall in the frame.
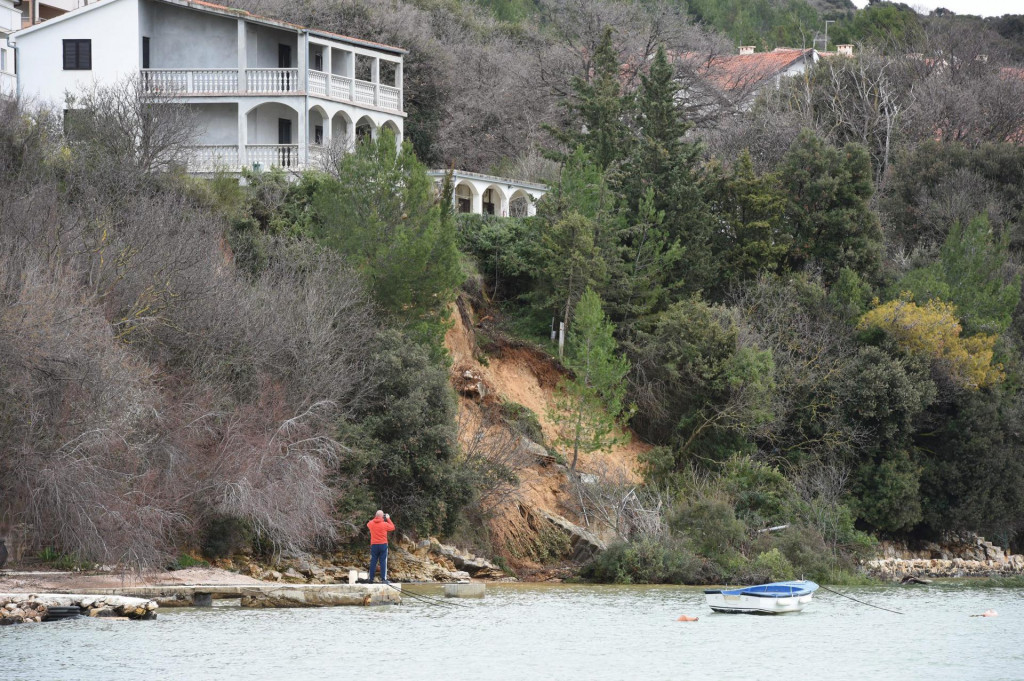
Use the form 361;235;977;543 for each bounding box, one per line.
0;593;158;624
866;534;1024;581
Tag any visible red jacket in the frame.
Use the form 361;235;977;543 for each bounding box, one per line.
367;517;395;545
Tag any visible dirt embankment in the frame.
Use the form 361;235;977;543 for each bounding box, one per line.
446;295;649;575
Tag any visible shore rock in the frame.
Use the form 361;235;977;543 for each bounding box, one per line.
866;534;1024;581
0;593;157;624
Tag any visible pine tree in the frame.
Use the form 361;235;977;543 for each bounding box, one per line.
618;44;715;295
708;151;791;294
545;27;632;169
549;288;634;476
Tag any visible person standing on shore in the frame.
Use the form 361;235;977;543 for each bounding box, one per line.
367;510;395;583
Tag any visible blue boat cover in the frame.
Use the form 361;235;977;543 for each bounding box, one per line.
704;580;819;597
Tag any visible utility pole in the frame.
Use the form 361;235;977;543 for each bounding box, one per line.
824;20;835;52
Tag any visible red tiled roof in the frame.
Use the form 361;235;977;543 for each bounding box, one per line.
172;0;407;54
672;48;814;92
699;48;813;91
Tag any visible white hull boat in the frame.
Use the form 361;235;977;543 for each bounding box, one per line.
704;580;819;614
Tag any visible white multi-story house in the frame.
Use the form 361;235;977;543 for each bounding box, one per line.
9;0;405;171
1;0;19;95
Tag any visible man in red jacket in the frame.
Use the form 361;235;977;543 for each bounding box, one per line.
367;510;395;584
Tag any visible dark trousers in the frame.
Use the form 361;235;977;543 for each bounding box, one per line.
369;543;389;583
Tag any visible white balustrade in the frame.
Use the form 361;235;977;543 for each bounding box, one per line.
379;85;401;111
309;70;328;97
139;68;402;112
247;144;300;169
189;145;240;172
246;68;299;94
141;69;238;94
353;80;376;107
330;74;353;101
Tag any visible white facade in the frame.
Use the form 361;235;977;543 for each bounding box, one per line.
0;0;18;96
428;170;546;218
10;0;406;172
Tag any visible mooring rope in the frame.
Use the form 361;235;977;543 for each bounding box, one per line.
819;585;904;615
383;581;470;608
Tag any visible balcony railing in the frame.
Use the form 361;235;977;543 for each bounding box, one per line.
142;69;238;95
138;68;402;113
247;144;300;169
189;145;240;172
246;68;299;94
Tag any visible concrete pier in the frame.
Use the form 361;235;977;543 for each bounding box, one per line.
77;583;401;607
443;583;485;598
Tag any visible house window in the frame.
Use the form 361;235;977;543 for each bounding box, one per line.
63;39;92;70
0;48;7;73
314;125;323;145
314;52;323;71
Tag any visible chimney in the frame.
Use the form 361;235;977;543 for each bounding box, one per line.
838;44;854;57
739;46;755;55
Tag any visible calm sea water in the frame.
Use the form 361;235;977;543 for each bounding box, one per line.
2;582;1021;680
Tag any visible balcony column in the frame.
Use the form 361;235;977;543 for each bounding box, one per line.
395;62;403;110
298;107;308;168
237;103;247;170
237;19;246;93
298;32;307;93
324;47;332;98
371;57;379;107
345;51;355;101
471;187;483;215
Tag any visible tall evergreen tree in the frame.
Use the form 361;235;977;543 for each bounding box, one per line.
545;27;632;170
618;45;716;295
549;288;634;476
778;130;882;284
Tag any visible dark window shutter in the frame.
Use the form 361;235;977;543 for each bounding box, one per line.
62;39;92;70
63;40;76;70
79;41;91;70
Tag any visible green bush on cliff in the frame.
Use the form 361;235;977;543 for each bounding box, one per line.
580;537;705;584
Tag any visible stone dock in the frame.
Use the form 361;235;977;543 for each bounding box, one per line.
82;582;401;608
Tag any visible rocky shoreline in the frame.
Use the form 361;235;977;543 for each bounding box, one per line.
865;534;1024;581
0;593;158;625
218;535;511;585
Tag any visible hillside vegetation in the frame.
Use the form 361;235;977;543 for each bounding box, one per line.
3;0;1024;582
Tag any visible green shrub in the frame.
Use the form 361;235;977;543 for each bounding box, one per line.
671;497;748;564
499;399;544;444
748;548;796;582
580;537;706;584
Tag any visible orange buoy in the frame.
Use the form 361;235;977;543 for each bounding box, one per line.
677;615;699;622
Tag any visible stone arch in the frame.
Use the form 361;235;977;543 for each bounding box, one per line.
381;120;401;145
509;189;535;218
355;115;376;145
454;180;479;214
244;102;300;169
308;104;329;146
332;111;353;149
481;184;509;216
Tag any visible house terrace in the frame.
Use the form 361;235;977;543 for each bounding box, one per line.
10;0;406;172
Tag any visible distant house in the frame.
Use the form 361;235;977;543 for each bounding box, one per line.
1;0;18;95
427;170;546;218
9;0;406;172
669;45;849;119
15;0;87;29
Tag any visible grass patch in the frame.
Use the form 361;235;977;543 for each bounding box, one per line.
167;554;211;571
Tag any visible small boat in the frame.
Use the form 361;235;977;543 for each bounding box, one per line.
704;580;819;614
